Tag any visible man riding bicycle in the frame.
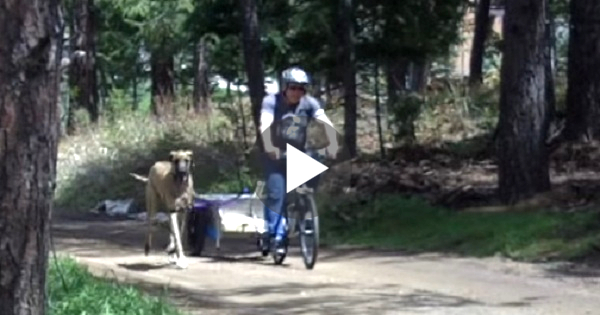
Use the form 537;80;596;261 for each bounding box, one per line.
258;67;340;256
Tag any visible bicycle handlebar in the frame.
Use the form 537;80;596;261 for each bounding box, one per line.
277;148;328;162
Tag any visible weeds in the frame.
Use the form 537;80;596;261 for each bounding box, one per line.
55;107;259;211
386;81;499;147
47;256;184;315
320;194;600;262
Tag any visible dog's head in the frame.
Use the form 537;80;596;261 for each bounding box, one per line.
169;150;194;180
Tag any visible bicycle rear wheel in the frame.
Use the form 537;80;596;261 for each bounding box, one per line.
298;194;319;270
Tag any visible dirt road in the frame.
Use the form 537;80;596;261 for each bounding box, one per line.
52;212;600;315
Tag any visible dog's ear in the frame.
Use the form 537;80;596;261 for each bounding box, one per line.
169;151;176;161
184;150;194;165
181;150;193;167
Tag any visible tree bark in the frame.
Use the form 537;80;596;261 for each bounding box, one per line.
496;0;551;204
150;52;175;117
193;37;211;114
563;0;600;141
469;0;491;86
68;0;99;131
132;64;138;111
408;59;430;93
386;58;417;141
544;0;556;122
0;1;63;314
386;57;408;107
239;0;266;145
340;0;358;157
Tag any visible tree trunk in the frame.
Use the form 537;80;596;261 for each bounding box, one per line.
563;0;600;141
226;81;232;100
408;59;430;93
313;74;325;100
0;1;63;314
469;0;491;86
193;37;211;114
68;0;99;130
386;57;408;106
97;61;110;111
544;0;556;122
239;0;266;145
325;78;332;107
496;0;550;204
150;52;175;117
340;0;358;157
132;64;138;111
386;58;416;141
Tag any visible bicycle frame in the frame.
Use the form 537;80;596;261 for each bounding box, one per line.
268;148;323;235
284;183;314;236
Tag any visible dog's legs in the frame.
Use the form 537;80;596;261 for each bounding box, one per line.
166;213;176;254
166;214;179;264
166;210;188;263
145;184;159;256
180;210;189;252
166;228;177;264
169;211;188;269
167;211;188;263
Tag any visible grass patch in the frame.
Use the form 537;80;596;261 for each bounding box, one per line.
320;194;600;262
48;256;184;315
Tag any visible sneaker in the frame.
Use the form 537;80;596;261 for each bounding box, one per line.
258;232;270;256
304;219;314;234
273;237;287;256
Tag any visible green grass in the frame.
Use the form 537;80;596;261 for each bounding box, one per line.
48;257;184;315
320;194;600;262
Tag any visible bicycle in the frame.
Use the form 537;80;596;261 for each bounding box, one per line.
255;148;326;270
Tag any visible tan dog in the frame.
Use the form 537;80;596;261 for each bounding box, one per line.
130;150;195;269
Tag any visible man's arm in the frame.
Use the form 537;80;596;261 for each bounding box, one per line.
259;94;277;151
309;97;338;148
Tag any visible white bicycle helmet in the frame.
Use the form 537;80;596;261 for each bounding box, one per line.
281;67;311;86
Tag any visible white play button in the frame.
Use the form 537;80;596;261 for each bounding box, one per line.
285;143;328;193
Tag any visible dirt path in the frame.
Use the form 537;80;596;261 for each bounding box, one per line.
52;212;600;315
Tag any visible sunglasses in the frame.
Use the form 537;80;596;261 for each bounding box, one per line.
287;85;306;92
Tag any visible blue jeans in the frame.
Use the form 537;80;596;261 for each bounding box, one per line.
262;151;322;241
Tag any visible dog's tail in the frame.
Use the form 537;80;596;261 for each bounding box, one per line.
129;173;149;183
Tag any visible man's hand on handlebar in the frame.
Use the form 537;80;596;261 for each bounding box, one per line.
325;141;339;159
265;145;282;160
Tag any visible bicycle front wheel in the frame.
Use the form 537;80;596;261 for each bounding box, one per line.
272;206;289;265
298;194;319;270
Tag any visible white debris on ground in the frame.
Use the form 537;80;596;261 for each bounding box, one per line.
89;198;171;226
89;193;266;233
133;211;170;225
89;198;137;217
